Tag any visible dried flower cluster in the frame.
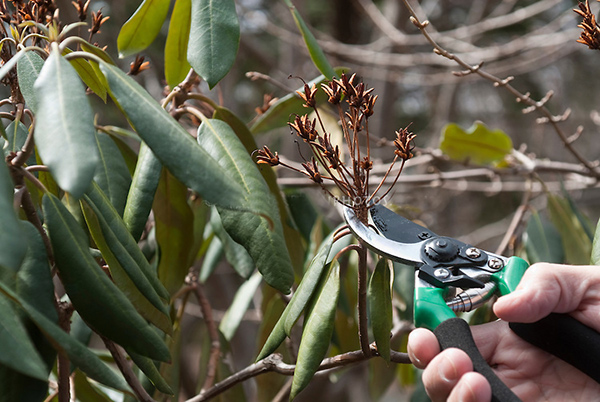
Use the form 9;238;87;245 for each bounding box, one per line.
574;0;600;50
256;73;415;222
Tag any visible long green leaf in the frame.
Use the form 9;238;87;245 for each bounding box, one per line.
0;296;47;380
42;193;170;362
283;0;336;79
0;160;27;272
80;200;171;334
117;0;171;58
154;169;195;295
63;48;107;101
219;272;262;341
210;208;254;279
290;261;340;401
123;142;161;241
93;132;132;216
0;49;26;82
86;182;170;301
0;280;130;392
197;118;294;294
524;211;564;264
127;349;174;395
547;194;592;265
165;0;192;87
368;258;393;363
283;234;333;334
99;62;248;210
17;51;44;113
187;0;240;88
34;45;99;198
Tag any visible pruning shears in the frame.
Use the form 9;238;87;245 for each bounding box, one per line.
343;204;600;402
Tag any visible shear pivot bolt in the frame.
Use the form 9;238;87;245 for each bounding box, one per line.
434;268;450;279
466;247;481;258
488;258;504;269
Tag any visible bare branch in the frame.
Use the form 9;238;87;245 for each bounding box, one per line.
186;346;410;402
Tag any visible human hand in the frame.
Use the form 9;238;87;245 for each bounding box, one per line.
407;263;600;401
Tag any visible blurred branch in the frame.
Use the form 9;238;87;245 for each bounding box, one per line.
400;0;600;180
186;345;410;402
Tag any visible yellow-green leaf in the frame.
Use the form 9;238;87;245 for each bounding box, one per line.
440;122;512;166
117;0;171;58
164;0;192;87
368;258;393;363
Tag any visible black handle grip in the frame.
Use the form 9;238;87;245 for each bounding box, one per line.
434;318;521;402
510;313;600;384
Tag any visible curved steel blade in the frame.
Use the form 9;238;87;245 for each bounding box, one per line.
343;206;424;266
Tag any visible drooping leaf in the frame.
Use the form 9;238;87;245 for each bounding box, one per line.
219;272;262;341
368;258;393;363
127;349;174;395
524;210;564;264
0;160;27;272
0;296;48;380
0;280;130;392
283;234;334;335
154;169;195;295
123;142;161;241
85;182;170;301
165;0;192;87
99;62;248;210
80;200;171;334
547;194;592;265
73;369;114;402
197;118;294;294
283;0;336;79
117;0;171;58
440;122;513;166
17;50;44;112
42;193;171;362
209;208;254;279
187;0;240;88
250;69;347;135
34;45;99;198
63;47;107;101
93;132;132;216
290;261;340;401
213;106;306;276
199;234;223;283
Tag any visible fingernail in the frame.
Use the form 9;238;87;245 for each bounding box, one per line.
438;355;458;384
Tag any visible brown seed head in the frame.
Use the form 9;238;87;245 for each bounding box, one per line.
393;126;416;160
289;115;318;142
90;9;110;36
321;80;342;105
297;82;318;108
254;146;280;166
72;0;90;21
129;55;150;76
574;0;600;50
302;158;323;184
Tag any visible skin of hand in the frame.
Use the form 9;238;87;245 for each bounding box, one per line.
407;263;600;402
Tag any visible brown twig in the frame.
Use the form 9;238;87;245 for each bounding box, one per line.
186;345;410;402
356;241;371;357
495;179;533;256
101;337;155;402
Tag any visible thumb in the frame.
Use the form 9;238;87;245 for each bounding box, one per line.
493;263;594;323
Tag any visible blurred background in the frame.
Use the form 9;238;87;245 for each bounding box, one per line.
48;0;600;400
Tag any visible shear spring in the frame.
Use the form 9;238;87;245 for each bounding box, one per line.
446;282;497;313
